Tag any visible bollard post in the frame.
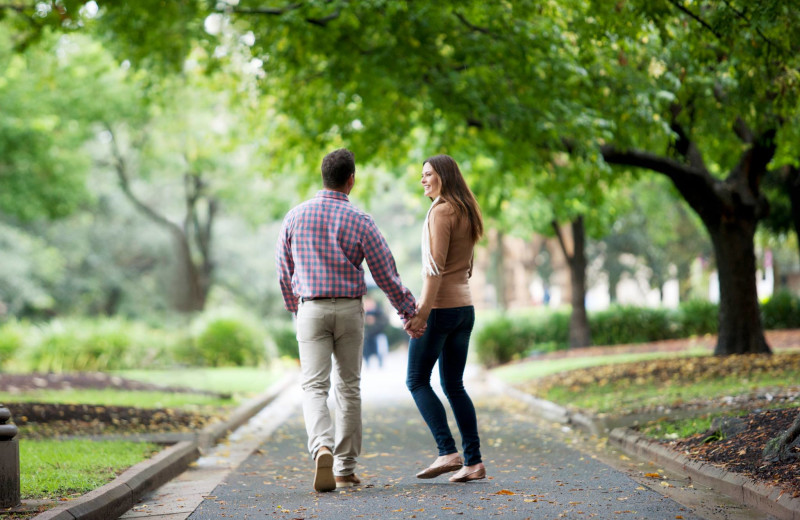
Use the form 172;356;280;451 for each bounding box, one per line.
0;404;20;509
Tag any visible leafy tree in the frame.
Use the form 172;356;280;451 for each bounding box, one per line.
7;1;796;353
98;49;277;312
0;24;126;220
584;0;800;354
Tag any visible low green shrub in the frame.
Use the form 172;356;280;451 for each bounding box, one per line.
0;320;26;371
194;314;267;367
675;299;718;337
474;300;724;368
17;318;183;372
473;311;568;367
762;291;800;329
268;320;298;360
25;319;147;372
591;306;677;346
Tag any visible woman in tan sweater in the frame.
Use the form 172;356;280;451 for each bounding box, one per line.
404;154;486;483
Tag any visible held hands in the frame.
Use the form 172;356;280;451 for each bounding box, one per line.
404;302;429;339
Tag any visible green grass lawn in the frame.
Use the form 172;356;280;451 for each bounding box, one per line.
0;389;231;409
20;439;159;499
490;348;707;385
491;349;800;415
117;365;290;396
542;370;800;414
0;365;292;410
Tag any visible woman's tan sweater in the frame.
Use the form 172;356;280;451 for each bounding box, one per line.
426;201;474;308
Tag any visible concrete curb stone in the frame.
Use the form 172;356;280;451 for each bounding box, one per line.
30;370;298;520
609;427;800;520
488;374;800;520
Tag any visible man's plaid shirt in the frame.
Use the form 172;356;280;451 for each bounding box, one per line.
276;190;416;318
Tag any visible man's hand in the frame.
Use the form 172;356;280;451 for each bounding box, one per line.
404;312;427;339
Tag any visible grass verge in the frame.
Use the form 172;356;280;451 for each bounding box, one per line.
0;389;231;409
20;439;160;499
490;348;707;384
492;350;800;437
117;365;289;396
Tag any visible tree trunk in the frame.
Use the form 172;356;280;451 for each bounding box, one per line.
171;232;207;313
553;216;592;348
601;125;775;355
108;129;215;313
709;218;770;355
787;165;800;264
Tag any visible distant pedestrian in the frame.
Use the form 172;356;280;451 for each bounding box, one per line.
404;154;487;483
276;148;425;492
363;294;389;369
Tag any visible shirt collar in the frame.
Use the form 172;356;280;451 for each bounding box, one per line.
316;190;349;201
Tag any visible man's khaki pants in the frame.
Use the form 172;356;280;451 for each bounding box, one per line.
296;298;364;476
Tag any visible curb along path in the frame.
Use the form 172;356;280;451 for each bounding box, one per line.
491;377;800;520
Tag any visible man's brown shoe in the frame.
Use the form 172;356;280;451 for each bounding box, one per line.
335;473;361;488
313;447;335;492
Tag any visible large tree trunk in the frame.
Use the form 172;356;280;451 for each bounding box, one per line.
553;216;592;348
787;165;800;263
108;128;215;313
600;124;775;355
709;218;770;355
171;233;208;313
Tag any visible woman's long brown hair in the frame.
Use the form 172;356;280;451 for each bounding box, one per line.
424;154;484;244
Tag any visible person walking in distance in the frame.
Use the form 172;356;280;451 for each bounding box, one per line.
404;154;487;483
276;148;425;492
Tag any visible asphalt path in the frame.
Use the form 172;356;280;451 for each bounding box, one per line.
122;349;774;520
186;350;725;520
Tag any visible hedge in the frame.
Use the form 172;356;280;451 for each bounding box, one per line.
474;291;800;367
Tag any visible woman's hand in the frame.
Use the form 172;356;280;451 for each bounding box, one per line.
404;302;429;338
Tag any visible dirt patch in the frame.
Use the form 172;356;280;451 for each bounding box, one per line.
0;372;227;397
667;407;800;498
0;372;228;438
7;401;221;439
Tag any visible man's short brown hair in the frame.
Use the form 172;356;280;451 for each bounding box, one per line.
321;148;355;189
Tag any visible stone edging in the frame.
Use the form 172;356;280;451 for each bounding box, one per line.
30;370;298;520
488;374;800;520
609;427;800;520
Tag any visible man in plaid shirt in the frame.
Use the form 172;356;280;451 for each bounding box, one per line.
276;148;423;492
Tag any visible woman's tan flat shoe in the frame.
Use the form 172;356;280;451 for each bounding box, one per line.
416;456;463;479
449;465;486;482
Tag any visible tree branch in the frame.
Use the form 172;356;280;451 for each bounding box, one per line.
733;116;754;144
306;9;340;27
0;4;26;12
669;104;708;171
231;3;303;16
601;144;724;222
720;0;784;54
551;220;573;263
728;129;776;215
231;2;341;26
453;11;493;36
666;0;721;39
105;124;181;235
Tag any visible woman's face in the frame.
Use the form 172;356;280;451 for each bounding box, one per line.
421;162;442;199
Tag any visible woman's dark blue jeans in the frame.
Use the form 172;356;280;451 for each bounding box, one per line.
406;306;482;466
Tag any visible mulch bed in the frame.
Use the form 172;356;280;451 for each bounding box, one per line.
667;407;800;498
0;372;227;397
0;372;227;438
7;401;221;439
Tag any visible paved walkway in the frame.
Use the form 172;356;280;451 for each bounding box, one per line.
119;350;772;520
